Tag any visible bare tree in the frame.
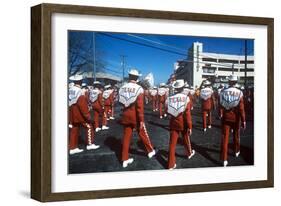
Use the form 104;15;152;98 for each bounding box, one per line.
68;31;106;76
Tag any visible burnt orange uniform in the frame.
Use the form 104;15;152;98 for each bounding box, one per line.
158;87;167;118
69;85;94;149
149;89;158;111
219;87;246;161
89;88;103;129
200;87;214;129
144;89;149;104
111;89;117;118
183;88;194;110
102;89;113;126
166;93;193;169
119;82;154;161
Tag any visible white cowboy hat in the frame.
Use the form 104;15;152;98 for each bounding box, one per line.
104;84;111;89
69;74;83;81
93;81;102;85
159;83;166;87
172;79;185;89
204;80;212;86
228;74;238;82
235;83;240;88
68;82;75;88
128;69;142;77
184;82;189;88
81;82;87;87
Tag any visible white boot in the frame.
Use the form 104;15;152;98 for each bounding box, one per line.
208;125;212;129
160;116;163;119
86;144;100;150
123;158;134;168
235;151;240;157
69;148;84;155
188;150;195;159
102;125;109;130
148;150;156;158
95;127;101;132
169;164;177;170
223;160;228;167
109;116;115;120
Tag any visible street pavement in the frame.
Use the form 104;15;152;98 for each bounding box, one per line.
69;101;254;174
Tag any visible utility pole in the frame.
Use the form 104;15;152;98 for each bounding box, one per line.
244;40;248;88
93;32;96;81
120;55;127;82
196;45;199;72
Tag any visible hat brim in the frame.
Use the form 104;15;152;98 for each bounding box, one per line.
129;72;142;77
172;82;184;89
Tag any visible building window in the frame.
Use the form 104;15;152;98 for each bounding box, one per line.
202;66;216;73
240;68;254;72
218;67;239;72
240;60;254;64
218;59;239;64
202;57;217;62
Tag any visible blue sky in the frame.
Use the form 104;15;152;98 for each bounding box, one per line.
68;31;254;85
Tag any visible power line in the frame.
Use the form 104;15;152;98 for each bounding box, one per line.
99;32;253;69
120;55;127;81
127;34;187;53
99;32;187;57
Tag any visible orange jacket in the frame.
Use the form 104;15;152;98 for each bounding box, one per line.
92;92;103;112
103;91;114;106
158;94;166;103
69;95;91;124
220;98;245;123
120;93;144;127
201;97;213;111
169;102;192;131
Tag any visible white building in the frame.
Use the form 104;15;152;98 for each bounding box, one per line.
175;42;254;88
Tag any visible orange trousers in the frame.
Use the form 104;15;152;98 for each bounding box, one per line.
202;109;212;129
69;123;94;149
122;125;154;161
93;110;101;129
159;102;165;117
168;130;192;169
102;106;111;126
220;121;241;161
152;98;157;111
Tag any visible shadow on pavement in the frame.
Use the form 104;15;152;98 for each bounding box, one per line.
155;149;168;169
147;120;170;131
229;143;254;165
188;142;222;166
104;136;122;163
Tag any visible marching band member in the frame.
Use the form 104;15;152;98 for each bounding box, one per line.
219;75;246;167
119;69;156;168
89;81;103;132
109;85;117;120
144;89;150;105
189;86;195;110
200;80;214;132
183;82;194;110
166;79;195;170
102;84;113;130
68;75;100;155
81;82;90;107
158;83;167;118
149;86;158;111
